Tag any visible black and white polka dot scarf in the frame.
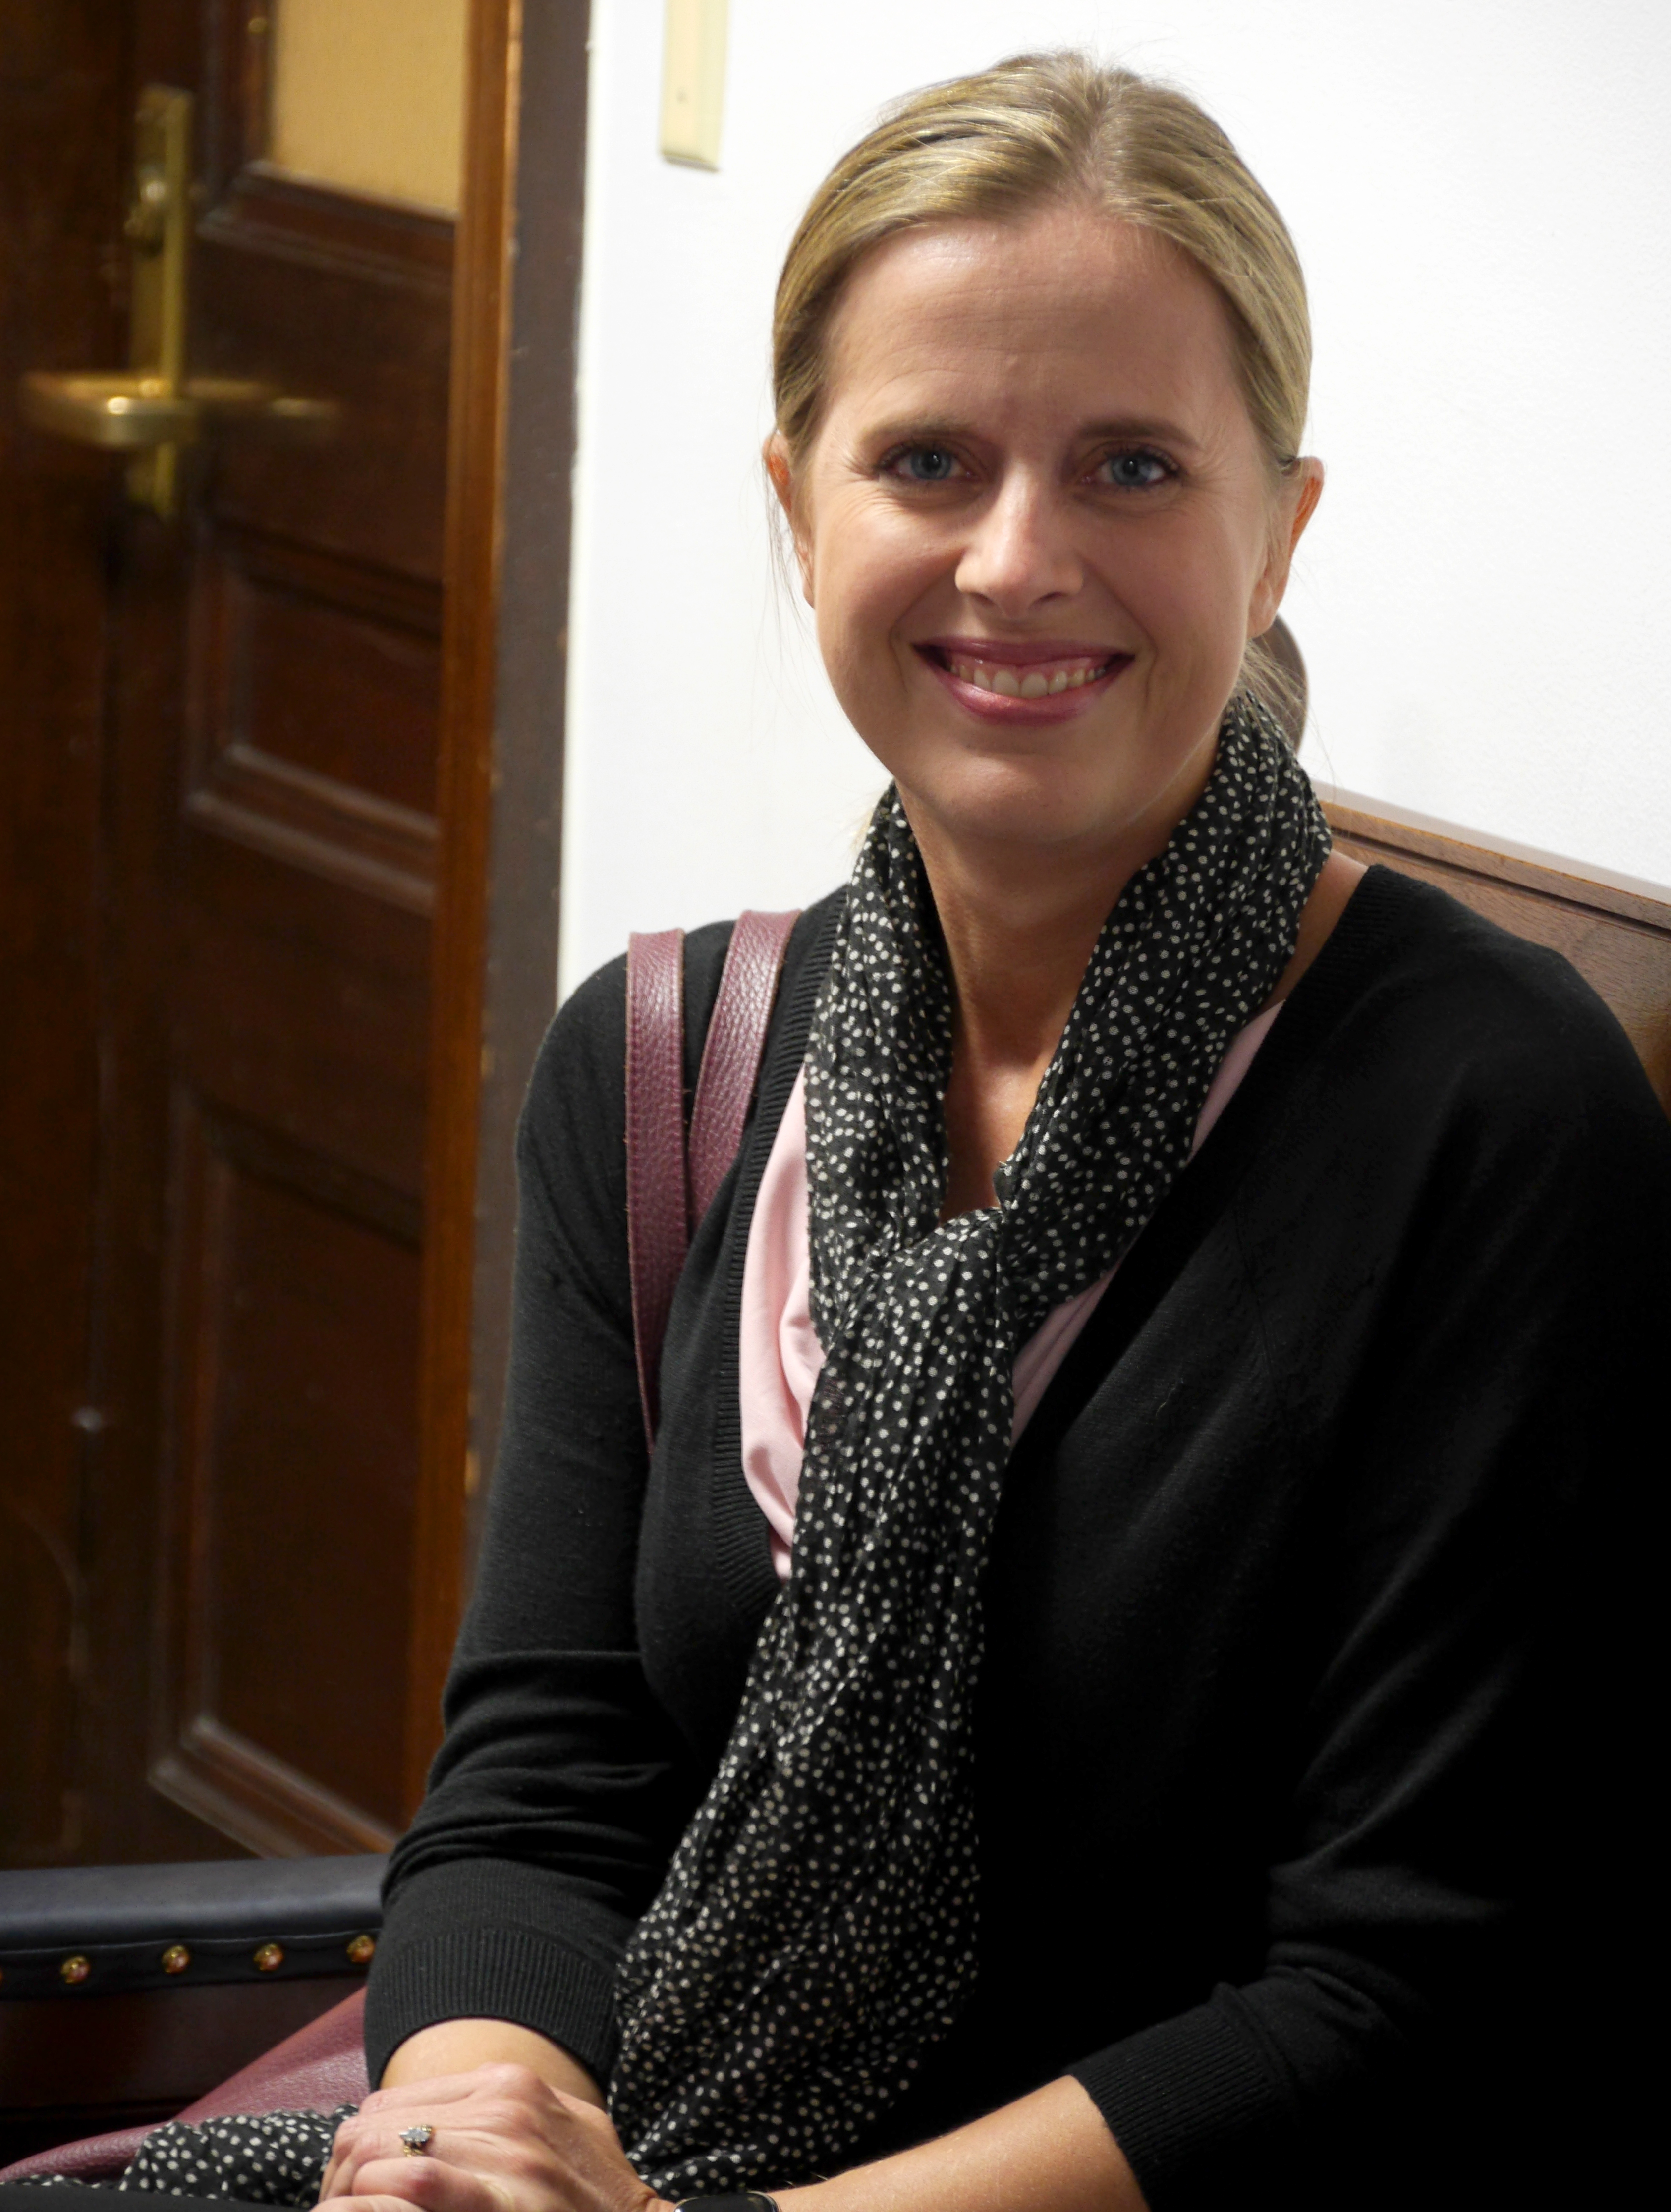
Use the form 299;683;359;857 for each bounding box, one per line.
15;2108;357;2201
610;697;1330;2194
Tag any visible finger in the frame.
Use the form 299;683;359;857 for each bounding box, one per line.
323;2119;460;2202
327;2196;494;2212
347;2156;503;2212
319;2116;359;2201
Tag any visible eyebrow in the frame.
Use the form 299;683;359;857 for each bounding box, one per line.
1079;416;1203;452
860;413;1204;454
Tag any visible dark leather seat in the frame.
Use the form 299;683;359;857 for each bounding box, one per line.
0;1857;382;2181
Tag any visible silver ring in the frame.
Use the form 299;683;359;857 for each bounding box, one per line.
399;2125;436;2157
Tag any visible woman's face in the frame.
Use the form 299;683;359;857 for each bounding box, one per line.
772;202;1320;876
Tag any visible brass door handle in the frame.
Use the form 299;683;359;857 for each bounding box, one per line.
20;371;333;452
17;85;331;515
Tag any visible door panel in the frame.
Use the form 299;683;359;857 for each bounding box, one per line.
177;836;430;1188
132;1;451;1856
152;1093;419;1852
204;536;442;816
187;527;441;914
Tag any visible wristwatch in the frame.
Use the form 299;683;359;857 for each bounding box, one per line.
671;2197;780;2211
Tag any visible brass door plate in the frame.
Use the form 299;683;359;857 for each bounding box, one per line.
124;83;193;517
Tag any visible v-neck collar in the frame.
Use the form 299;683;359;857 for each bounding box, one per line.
701;865;1400;1634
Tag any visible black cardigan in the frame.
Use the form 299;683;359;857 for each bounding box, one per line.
368;867;1668;2209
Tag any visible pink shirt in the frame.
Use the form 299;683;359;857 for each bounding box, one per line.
739;1006;1281;1580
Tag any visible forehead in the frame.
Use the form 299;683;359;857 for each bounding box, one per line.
820;204;1245;439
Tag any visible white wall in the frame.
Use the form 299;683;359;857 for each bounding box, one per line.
559;0;1671;996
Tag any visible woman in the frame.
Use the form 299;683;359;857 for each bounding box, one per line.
321;53;1661;2212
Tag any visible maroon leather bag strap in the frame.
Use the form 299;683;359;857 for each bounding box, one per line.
625;927;689;1451
689;907;801;1224
625;908;801;1452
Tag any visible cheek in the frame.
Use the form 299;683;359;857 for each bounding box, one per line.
812;529;921;686
1124;519;1266;665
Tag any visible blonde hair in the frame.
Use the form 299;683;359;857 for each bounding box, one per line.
771;52;1312;734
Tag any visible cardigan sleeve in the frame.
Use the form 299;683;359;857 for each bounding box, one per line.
363;928;736;2087
1064;929;1668;2207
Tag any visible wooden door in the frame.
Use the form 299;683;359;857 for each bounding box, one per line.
3;0;470;1865
0;0;128;1866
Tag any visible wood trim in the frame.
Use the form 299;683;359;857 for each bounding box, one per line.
458;0;590;1558
404;0;591;1808
201;168;454;289
203;0;267;189
1322;787;1671;919
204;0;272;179
185;767;437;917
402;0;518;1808
1322;787;1671;1114
153;1721;397;1859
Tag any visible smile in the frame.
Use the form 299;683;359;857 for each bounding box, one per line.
917;641;1133;723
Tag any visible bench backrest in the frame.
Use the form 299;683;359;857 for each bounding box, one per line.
1325;793;1671;1117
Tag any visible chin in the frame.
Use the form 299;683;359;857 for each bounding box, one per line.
905;769;1152;856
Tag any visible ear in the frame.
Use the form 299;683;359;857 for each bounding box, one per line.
1249;457;1324;637
764;432;815;605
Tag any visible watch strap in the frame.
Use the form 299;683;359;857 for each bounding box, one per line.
672;2196;780;2211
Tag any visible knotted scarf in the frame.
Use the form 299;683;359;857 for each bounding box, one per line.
611;696;1331;2192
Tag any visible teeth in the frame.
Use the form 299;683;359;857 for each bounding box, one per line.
947;653;1112;696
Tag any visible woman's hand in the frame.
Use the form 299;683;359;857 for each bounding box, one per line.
318;2064;670;2212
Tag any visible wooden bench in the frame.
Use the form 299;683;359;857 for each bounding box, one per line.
1325;793;1671;1113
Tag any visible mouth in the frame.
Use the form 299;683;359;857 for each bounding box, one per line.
916;639;1134;720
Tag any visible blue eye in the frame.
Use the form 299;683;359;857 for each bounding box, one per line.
1100;449;1172;489
887;445;960;483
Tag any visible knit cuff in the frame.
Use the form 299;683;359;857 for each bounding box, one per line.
364;1924;621;2090
365;1860;629;2090
1067;1992;1296;2209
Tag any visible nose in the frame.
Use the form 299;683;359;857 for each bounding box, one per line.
954;473;1082;615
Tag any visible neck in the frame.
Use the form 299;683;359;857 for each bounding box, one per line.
908;808;1171;1221
929;850;1112;1073
907;809;1172;1075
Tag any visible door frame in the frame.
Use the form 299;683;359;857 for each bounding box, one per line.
406;0;591;1801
